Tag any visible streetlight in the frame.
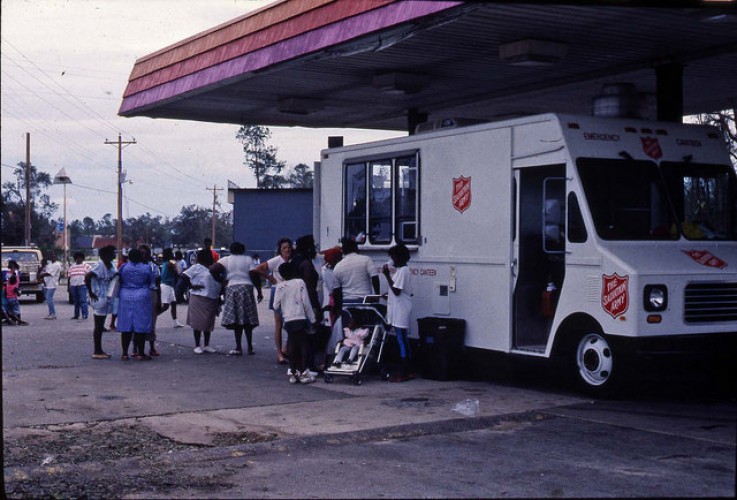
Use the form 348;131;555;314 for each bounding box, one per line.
53;168;72;271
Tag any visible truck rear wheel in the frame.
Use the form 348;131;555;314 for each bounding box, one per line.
574;332;620;396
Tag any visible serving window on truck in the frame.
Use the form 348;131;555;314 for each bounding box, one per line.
343;153;419;245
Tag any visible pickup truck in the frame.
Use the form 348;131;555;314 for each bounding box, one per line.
1;246;45;302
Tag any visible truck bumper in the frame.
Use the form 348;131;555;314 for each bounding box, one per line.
618;332;737;360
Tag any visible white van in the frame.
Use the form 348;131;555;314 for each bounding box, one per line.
316;113;737;394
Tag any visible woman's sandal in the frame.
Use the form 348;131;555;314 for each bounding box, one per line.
121;354;129;361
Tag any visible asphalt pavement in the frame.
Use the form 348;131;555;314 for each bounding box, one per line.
3;294;735;498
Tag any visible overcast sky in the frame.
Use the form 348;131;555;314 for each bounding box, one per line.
1;0;402;224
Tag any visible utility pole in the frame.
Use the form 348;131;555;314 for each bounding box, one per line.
25;133;31;246
105;134;136;258
206;184;223;247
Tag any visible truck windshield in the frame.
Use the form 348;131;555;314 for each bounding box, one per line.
577;158;678;240
661;162;737;241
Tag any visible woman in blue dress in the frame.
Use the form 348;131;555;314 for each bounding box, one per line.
117;248;155;361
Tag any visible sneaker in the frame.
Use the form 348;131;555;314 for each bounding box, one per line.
203;346;216;353
299;371;315;384
92;352;112;359
174;321;185;328
288;369;298;384
44;315;56;320
194;346;204;354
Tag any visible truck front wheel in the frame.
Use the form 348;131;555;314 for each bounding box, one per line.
575;332;620;396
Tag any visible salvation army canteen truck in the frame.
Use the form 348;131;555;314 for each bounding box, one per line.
316;113;737;394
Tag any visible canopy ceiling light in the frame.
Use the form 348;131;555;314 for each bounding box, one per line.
277;97;324;115
499;39;567;67
372;72;430;95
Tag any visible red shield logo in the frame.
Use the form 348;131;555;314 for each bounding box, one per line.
602;273;629;319
452;176;472;213
682;250;728;269
641;137;663;159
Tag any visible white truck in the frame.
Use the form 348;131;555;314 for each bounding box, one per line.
316;113;737;394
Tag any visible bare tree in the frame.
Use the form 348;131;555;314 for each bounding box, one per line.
695;108;737;170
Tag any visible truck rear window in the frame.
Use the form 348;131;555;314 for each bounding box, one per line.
2;251;40;264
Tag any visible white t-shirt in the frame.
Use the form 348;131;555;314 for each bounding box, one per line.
266;255;286;282
44;261;62;288
333;252;377;300
320;265;339;308
184;264;221;299
386;265;412;329
218;255;255;286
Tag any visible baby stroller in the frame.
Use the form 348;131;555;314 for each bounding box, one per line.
324;297;389;385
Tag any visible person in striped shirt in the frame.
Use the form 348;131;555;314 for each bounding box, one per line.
68;252;91;320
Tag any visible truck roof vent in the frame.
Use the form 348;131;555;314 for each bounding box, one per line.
415;117;488;134
592;83;647;119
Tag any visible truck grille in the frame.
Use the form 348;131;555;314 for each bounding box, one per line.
684;282;737;323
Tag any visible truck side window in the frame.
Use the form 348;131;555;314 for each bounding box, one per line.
345;162;367;239
395;155;418;243
567;192;587;243
543;177;566;253
369;161;392;244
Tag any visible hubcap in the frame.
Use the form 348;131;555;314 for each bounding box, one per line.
576;333;613;386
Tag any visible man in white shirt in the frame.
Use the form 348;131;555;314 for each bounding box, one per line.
332;237;380;313
41;253;62;320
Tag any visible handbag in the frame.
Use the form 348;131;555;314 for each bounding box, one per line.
107;274;120;298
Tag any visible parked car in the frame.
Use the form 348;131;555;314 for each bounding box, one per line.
1;246;45;302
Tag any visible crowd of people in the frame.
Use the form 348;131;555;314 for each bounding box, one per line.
2;235;415;384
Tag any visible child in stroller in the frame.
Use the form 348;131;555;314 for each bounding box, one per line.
324;301;388;385
331;316;369;367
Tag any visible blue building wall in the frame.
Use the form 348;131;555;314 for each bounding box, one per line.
232;188;313;259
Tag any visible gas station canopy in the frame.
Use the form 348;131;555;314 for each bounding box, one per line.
119;0;737;132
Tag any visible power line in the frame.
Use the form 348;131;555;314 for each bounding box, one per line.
1;40;123;137
1;38;242;219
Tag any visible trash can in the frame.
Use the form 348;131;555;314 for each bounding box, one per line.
417;317;466;381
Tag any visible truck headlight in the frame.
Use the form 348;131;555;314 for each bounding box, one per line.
644;285;667;312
